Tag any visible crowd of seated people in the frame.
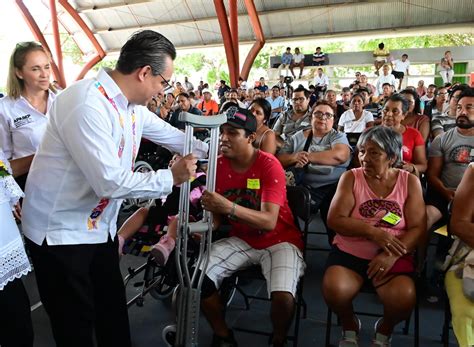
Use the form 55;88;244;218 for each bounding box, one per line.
1;37;474;347
137;73;473;346
143;74;473;347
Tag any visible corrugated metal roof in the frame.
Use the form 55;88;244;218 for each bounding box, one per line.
61;0;474;54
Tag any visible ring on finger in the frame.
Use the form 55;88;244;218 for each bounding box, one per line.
386;242;391;247
379;267;385;272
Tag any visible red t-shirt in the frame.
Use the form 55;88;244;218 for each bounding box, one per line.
216;150;303;250
402;127;425;164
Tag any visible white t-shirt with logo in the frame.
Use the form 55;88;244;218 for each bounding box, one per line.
0;91;56;159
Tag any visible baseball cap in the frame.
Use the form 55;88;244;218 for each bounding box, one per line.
202;88;212;94
222;104;257;133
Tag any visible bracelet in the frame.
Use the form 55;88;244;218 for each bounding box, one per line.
228;202;237;221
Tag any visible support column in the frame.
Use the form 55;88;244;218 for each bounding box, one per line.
214;0;239;87
240;0;265;81
15;0;63;87
49;0;66;88
214;0;265;86
229;0;239;76
58;0;106;81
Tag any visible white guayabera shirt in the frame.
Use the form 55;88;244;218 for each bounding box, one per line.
22;69;208;246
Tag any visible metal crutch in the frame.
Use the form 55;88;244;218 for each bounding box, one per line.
172;112;226;347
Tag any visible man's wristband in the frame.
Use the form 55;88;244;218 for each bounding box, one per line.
228;202;237;221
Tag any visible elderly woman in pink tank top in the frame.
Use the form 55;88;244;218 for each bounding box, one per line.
322;126;426;347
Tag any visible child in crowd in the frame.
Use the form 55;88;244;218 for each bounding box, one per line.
118;154;206;265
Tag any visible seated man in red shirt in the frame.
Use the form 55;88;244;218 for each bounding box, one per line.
200;106;305;347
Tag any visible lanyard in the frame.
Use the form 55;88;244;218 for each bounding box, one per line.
94;81;137;169
87;81;138;231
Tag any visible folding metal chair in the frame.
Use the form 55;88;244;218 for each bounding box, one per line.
222;185;312;346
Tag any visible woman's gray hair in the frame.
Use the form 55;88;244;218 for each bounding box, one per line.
357;127;403;166
116;30;176;76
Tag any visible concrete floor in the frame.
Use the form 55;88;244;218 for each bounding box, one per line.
25;215;458;347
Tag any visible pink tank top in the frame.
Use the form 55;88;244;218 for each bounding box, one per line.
333;167;409;260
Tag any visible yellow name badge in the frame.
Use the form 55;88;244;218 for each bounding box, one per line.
247;178;260;190
382;212;401;226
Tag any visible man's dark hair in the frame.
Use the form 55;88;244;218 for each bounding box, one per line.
402;54;408;58
286;47;291;51
189;91;195;98
116;30;176;75
449;84;470;101
378;42;384;49
177;92;190;99
308;85;315;90
457;87;474;104
382;83;392;88
316;47;321;50
271;85;280;90
341;87;351;93
428;84;437;90
293;86;310;99
386;93;409;114
220;80;226;84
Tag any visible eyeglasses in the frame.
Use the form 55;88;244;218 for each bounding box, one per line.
312;111;334;120
159;74;173;92
292;97;306;103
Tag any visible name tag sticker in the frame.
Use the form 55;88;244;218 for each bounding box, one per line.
470;148;474;157
247;178;260;189
382;212;401;226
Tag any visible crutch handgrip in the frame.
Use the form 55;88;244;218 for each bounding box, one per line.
187;221;209;234
179;112;227;128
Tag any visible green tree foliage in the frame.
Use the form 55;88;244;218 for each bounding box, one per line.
60;33;84;65
174;53;205;76
357;34;473;51
58;33;472;84
93;59;117;71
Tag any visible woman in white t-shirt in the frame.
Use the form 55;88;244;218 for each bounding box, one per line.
0;41;56;188
338;93;374;133
0;149;33;347
290;47;306;79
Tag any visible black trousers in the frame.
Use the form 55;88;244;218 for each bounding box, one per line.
0;278;34;347
26;236;131;347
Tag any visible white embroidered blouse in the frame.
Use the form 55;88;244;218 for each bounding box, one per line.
0;149;31;290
